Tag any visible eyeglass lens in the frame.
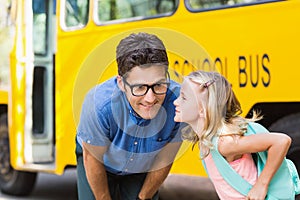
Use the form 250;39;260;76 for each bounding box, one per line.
132;83;169;96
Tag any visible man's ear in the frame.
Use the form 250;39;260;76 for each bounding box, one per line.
117;75;125;92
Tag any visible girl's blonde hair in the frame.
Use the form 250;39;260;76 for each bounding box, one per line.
181;70;262;158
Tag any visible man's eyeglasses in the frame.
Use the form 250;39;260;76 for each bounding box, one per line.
123;79;170;97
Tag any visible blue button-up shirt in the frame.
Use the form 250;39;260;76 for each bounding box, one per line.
77;77;183;175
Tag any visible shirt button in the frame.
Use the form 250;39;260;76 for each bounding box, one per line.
134;141;138;145
130;158;133;161
125;169;128;172
87;140;91;144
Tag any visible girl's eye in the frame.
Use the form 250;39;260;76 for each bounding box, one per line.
181;96;186;100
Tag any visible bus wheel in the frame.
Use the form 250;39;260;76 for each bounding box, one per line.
0;114;37;196
269;113;300;175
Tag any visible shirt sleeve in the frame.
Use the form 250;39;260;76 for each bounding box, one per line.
167;81;184;143
171;122;186;143
76;87;111;147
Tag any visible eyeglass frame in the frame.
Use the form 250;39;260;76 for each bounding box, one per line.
122;73;171;97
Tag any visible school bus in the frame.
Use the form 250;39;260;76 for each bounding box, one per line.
0;0;300;198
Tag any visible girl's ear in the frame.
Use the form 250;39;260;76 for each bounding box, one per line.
117;75;125;92
199;109;205;118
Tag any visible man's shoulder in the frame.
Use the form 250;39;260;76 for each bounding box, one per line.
169;79;180;87
85;77;119;109
165;80;180;100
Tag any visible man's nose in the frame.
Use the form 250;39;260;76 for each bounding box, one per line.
144;88;156;102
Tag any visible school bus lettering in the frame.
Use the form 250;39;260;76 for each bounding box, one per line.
214;57;228;78
262;54;271;87
173;60;180;78
172;57;224;77
201;58;212;71
172;59;209;78
238;54;271;88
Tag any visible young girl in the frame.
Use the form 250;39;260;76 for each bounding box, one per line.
173;70;292;200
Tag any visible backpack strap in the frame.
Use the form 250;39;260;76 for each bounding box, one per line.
210;122;280;199
210;136;252;196
246;122;269;169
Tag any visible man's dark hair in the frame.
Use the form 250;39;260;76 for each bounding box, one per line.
116;32;169;77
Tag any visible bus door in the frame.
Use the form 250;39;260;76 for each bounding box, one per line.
24;0;56;164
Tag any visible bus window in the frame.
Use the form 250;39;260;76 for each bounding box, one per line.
62;0;89;29
95;0;178;24
186;0;265;10
33;0;48;55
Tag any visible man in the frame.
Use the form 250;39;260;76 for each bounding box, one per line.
76;32;183;200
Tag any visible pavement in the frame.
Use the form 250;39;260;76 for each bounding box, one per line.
159;174;219;200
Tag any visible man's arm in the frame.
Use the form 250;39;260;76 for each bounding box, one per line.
138;142;182;199
83;142;111;200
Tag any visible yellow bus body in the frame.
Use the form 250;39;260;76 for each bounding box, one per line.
1;0;300;196
0;91;8;105
55;0;300;175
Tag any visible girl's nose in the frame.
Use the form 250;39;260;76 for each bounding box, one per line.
173;98;178;106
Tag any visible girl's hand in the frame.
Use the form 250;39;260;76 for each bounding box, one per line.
246;182;268;200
